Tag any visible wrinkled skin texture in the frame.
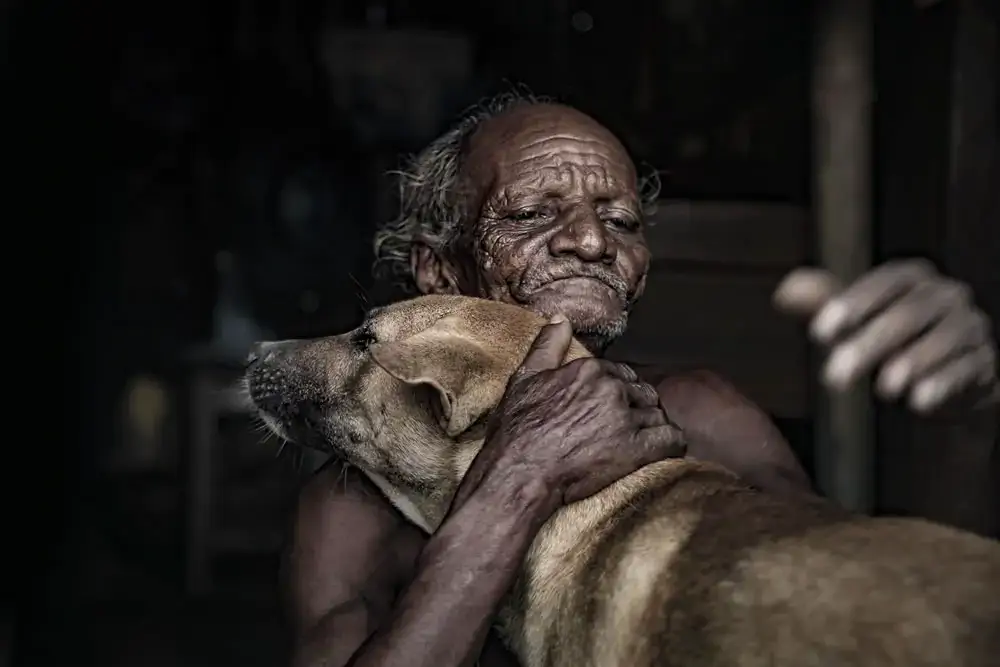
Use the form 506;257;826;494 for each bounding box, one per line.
287;103;998;667
411;104;650;353
452;317;686;516
810;261;995;413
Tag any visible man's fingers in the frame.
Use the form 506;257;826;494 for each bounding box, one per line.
877;311;991;398
822;283;947;390
624;381;660;408
633;423;687;460
519;315;575;375
773;268;841;318
909;346;997;414
566;424;686;502
811;259;935;343
600;361;639;384
632;406;667;429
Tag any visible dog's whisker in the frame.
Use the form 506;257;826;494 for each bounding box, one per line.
334;460;352;493
348;273;369;307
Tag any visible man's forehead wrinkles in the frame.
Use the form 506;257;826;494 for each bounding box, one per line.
518;133;616;152
505;156;615;174
510;146;624;171
497;145;636;186
501;164;629;196
463;111;642;213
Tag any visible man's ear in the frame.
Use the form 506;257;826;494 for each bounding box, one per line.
410;243;461;295
371;315;508;437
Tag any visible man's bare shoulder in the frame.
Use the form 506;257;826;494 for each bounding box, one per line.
285;458;425;630
653;369;761;414
296;458;400;524
651;368;779;448
651;369;812;496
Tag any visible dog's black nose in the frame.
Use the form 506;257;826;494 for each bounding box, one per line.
245;345;295;417
247;341;281;366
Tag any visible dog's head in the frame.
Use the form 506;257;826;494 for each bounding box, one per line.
244;294;589;532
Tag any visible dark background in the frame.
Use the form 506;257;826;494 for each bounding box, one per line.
7;0;998;665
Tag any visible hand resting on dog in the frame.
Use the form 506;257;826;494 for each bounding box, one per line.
281;314;685;667
253;296;999;667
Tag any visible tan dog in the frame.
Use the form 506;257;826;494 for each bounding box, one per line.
245;294;1000;667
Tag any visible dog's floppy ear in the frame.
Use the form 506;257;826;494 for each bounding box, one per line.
371;315;510;437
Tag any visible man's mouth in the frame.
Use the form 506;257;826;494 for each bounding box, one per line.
522;274;630;304
547;275;613;289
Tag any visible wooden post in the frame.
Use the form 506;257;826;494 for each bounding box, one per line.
812;0;876;513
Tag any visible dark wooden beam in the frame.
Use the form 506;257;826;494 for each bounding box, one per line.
811;0;877;513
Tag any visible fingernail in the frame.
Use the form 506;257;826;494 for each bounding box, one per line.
911;380;941;414
549;314;567;324
811;301;846;342
823;347;857;389
878;361;910;397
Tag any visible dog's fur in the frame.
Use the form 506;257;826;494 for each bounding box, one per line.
246;294;1000;667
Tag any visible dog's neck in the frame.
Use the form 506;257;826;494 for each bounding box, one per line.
364;470;437;533
364;426;489;534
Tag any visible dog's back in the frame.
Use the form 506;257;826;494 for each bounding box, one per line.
246;294;1000;667
502;458;1000;667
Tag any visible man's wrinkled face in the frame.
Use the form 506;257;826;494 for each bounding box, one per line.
412;103;651;353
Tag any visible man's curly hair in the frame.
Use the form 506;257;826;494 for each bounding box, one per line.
372;91;661;292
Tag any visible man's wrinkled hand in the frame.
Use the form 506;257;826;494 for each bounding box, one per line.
454;315;686;517
774;259;998;415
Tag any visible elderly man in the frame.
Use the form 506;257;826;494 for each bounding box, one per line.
282;96;998;667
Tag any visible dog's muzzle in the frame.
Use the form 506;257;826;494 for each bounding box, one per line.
245;340;320;426
244;337;363;454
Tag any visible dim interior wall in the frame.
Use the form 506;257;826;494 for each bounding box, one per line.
875;0;998;537
608;201;809;421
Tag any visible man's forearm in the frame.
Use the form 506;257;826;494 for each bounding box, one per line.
343;480;546;667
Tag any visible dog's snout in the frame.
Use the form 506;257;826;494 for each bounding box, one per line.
246;340;290;366
244;339;322;427
247;342;269;365
247;365;278;410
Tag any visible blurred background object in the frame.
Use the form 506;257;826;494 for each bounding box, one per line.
9;0;998;665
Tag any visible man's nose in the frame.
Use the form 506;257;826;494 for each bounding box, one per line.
547;210;616;264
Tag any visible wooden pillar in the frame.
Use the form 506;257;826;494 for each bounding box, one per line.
811;0;876;513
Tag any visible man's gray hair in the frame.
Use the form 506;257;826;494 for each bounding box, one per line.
372;91;660;291
372;91;543;289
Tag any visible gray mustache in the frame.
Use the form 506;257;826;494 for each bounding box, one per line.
520;266;632;302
